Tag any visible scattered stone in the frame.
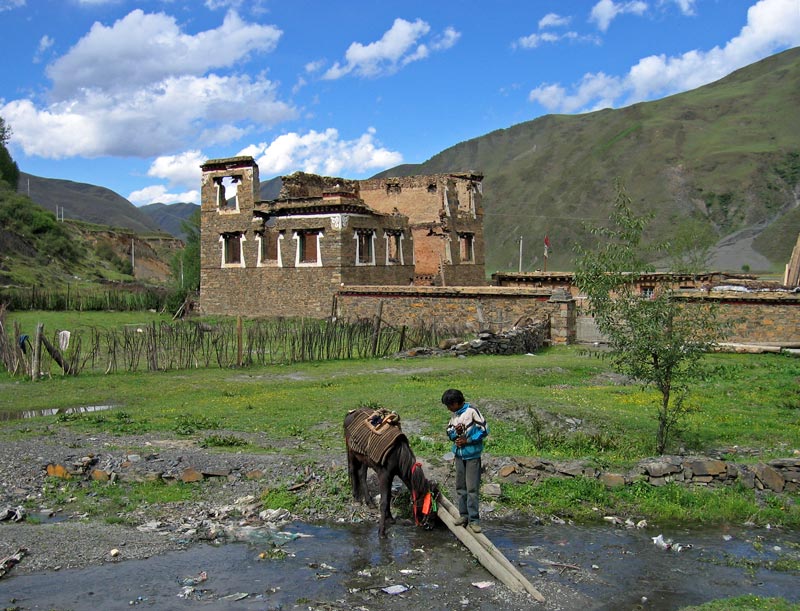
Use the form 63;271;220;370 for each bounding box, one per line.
180;468;204;483
498;465;516;477
46;463;71;479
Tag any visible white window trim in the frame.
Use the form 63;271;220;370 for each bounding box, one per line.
354;229;376;266
293;230;323;267
384;231;405;266
220;233;246;268
256;231;283;267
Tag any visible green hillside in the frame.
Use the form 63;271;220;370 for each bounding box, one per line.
375;47;800;274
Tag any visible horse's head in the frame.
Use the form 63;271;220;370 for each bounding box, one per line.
410;462;439;529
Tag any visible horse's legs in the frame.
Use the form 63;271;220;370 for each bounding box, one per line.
358;462;375;507
347;449;361;501
377;472;396;537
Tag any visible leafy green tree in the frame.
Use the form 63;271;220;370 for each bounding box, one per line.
171;208;200;292
0;116;20;190
574;179;726;454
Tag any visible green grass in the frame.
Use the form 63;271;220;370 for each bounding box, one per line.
3;344;800;526
5;309;170;331
679;596;800;611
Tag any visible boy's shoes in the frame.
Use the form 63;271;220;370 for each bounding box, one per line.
453;516;467;526
468;522;482;533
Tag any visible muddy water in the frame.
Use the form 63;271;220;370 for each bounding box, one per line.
0;404;115;421
1;521;799;610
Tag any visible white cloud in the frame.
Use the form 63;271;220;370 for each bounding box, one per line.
322;18;459;79
33;35;54;63
1;9;297;159
128;184;200;206
516;11;595;49
147;150;206;187
539;13;571;29
589;0;648;32
46;10;282;98
666;0;696;16
0;0;25;11
243;127;403;177
531;0;800;112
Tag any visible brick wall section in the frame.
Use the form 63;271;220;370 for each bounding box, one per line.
677;291;800;344
358;174;486;285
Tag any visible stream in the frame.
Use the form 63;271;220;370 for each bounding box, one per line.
1;520;799;610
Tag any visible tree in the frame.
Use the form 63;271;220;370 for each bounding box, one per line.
171;208;201;292
574;179;726;454
0;116;19;190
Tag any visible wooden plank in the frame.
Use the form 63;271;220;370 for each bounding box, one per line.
436;492;545;602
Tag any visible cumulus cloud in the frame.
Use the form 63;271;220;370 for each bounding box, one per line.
530;0;800;112
147;150;206;187
515;11;596;49
128;184;200;206
539;13;571;29
242;127;403;177
1;9;297;159
589;0;648;32
322;18;459;79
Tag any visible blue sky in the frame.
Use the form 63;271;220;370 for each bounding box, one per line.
1;0;798;207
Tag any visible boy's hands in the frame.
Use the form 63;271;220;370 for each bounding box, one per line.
455;436;467;448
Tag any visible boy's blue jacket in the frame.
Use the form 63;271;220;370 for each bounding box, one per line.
447;403;488;460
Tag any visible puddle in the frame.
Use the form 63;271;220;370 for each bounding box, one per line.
0;404;115;421
1;521;798;610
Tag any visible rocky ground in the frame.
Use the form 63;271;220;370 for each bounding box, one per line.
1;425;597;610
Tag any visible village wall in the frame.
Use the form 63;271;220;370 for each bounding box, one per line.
677;292;800;344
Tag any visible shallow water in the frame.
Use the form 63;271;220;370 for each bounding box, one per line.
1;520;798;610
0;404;115;421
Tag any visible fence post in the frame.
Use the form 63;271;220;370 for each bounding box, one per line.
237;316;243;367
32;322;43;381
371;301;384;356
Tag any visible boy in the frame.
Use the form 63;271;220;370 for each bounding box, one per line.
442;388;488;533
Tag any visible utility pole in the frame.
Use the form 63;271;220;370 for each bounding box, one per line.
518;236;523;273
131;238;135;275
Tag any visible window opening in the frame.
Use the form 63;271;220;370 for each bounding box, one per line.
355;229;375;265
297;229;322;265
386;231;403;265
222;232;244;266
459;233;474;263
216;175;240;210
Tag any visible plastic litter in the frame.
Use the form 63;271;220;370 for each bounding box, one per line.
382;584;409;595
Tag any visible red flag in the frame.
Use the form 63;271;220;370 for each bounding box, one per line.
544;235;551;258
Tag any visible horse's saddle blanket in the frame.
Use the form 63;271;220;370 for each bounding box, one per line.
347;407;406;465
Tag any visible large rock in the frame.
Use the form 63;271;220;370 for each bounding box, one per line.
685;459;727;477
751;464;785;492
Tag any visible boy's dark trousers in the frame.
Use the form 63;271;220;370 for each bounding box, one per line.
455;456;481;522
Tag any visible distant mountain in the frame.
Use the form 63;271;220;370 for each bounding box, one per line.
17;172;163;235
373;47;800;274
139;202;199;239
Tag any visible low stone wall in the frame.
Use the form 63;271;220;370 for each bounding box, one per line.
490;455;800;494
448;320;550;356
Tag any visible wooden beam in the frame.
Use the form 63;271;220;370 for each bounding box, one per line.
436;492;545;602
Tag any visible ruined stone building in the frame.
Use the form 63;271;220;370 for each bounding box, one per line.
199;156;485;318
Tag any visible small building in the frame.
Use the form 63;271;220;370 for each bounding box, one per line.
199;157;486;318
200;157;415;318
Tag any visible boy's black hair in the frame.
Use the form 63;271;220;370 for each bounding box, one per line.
441;388;465;406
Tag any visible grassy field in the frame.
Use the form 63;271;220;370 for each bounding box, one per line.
2;313;799;530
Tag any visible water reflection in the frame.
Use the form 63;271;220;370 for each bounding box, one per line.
0;404;115;421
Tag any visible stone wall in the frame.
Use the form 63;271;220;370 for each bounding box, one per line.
492;455;800;494
678;292;800;344
336;285;569;338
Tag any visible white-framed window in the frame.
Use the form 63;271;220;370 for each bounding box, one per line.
354;229;376;266
640;285;655;299
459;232;475;263
384;230;404;265
294;229;323;266
215;175;240;213
220;232;245;267
257;229;283;267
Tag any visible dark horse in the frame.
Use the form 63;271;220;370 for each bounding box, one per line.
344;407;437;537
